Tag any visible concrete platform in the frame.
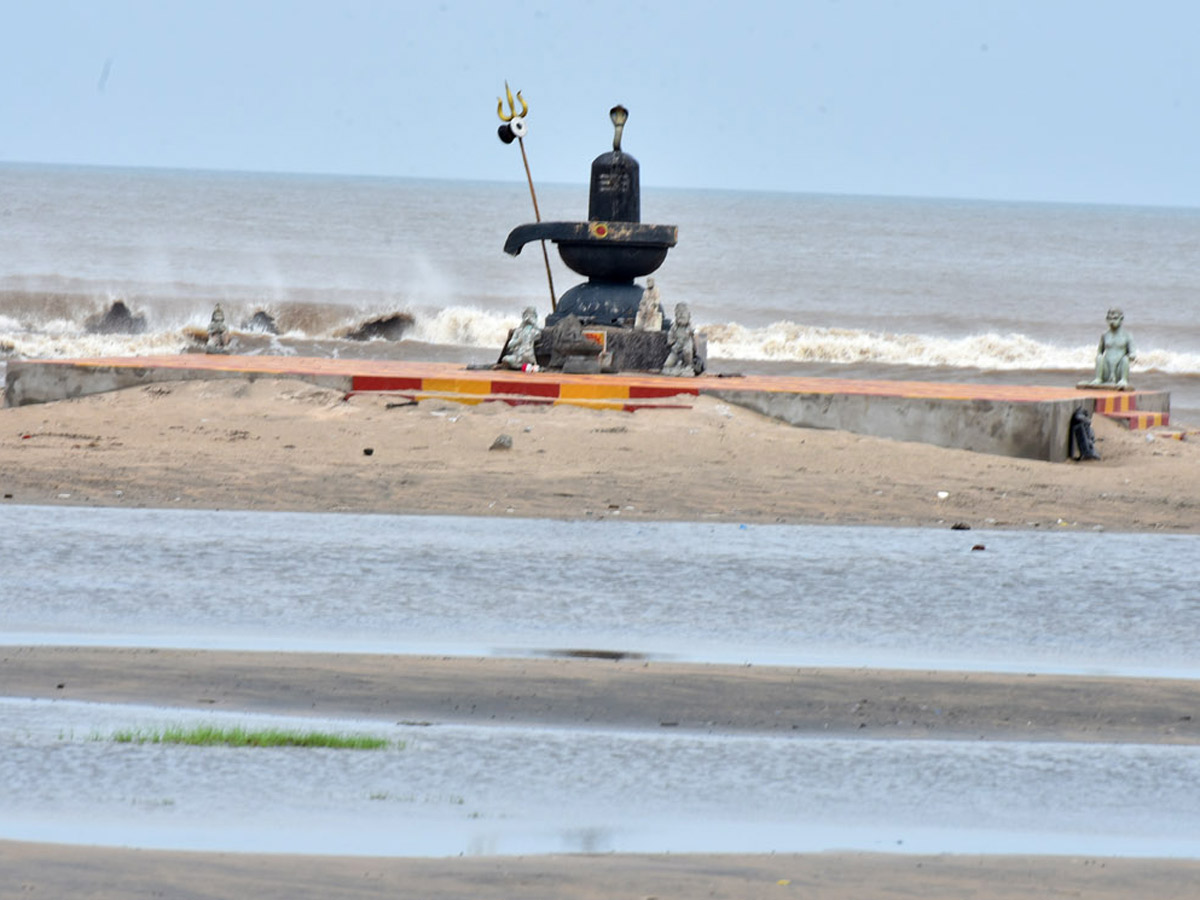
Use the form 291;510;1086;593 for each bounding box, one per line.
4;355;1170;462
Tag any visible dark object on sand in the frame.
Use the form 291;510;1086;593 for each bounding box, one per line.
342;313;414;342
242;310;279;334
548;315;604;373
85;300;146;335
1069;407;1100;461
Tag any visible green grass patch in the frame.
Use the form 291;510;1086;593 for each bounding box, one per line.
107;725;394;750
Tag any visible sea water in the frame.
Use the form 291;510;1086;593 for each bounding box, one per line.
2;505;1198;678
2;163;1200;415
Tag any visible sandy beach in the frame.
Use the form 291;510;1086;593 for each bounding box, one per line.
2;377;1198;531
3;377;1199;899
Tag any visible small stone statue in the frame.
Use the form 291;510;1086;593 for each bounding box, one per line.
206;304;229;353
1069;407;1100;461
662;302;697;377
1080;307;1136;390
500;306;542;370
635;278;663;332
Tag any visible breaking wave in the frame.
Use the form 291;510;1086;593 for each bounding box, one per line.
2;290;1198;377
700;321;1200;374
404;306;515;348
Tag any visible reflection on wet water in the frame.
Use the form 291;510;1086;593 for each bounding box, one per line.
2;505;1199;677
3;698;1199;858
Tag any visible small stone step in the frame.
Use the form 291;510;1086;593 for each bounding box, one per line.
1093;394;1138;414
1101;410;1169;430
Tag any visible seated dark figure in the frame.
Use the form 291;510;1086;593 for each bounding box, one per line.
548;314;602;370
1069;407;1100;461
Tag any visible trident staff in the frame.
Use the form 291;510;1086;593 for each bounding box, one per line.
497;82;557;311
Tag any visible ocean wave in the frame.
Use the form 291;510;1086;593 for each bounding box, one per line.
4;297;1199;376
404;306;518;347
0;332;191;360
700;321;1200;374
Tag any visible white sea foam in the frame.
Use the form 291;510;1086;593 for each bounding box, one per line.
5;310;1198;377
406;306;517;347
0;331;190;360
700;320;1200;373
1134;347;1200;375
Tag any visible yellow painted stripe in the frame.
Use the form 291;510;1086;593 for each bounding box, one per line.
554;398;629;410
423;378;492;395
559;383;631;400
1094;395;1134;413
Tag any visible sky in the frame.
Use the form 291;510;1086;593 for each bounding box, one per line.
2;0;1198;207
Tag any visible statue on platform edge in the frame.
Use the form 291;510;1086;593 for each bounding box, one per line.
662;302;698;377
499;306;542;371
206;304;229;354
1080;307;1136;390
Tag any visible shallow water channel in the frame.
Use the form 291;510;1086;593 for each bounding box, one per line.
4;698;1200;858
2;506;1198;857
3;505;1198;676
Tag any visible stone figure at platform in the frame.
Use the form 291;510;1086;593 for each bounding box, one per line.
634;278;663;332
206;304;229;353
500;306;542;370
1081;307;1136;390
662;302;697;376
1069;407;1100;461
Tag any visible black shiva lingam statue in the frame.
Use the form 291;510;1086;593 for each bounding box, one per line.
503;105;678;328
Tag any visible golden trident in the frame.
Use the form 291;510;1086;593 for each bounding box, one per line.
496;83;529;123
497;82;556;310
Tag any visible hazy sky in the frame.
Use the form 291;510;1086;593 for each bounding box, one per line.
3;1;1198;207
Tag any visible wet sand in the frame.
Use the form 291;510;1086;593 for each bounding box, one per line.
5;647;1200;746
5;840;1200;900
2;379;1199;898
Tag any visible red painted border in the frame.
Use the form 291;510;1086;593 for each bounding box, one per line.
351;375;424;392
491;380;561;398
629;385;699;399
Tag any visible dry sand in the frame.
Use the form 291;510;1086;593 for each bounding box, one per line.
1;376;1199;531
2;378;1199;899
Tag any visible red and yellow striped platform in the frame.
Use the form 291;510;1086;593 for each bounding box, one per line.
3;355;1172;461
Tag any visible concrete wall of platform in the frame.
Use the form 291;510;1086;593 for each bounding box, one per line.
709;389;1085;463
3;361;353;408
4;357;1171;463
